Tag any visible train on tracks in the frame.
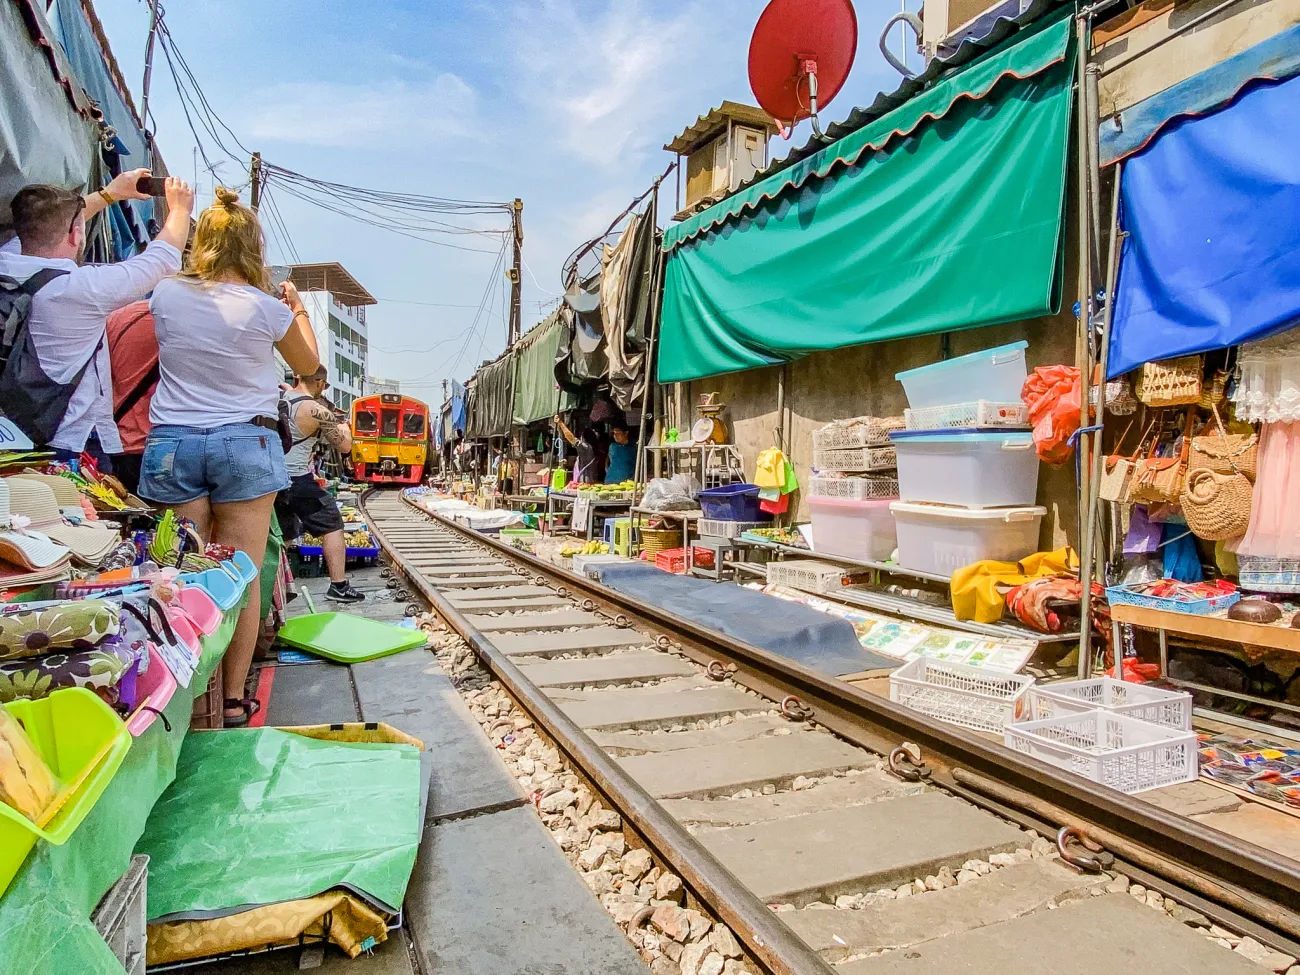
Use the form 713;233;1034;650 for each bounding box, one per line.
350;393;428;485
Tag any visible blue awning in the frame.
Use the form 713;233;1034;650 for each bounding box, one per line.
1107;71;1300;378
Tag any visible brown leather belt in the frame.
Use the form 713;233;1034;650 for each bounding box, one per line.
249;416;279;431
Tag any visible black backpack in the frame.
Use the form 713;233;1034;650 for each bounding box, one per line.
0;266;102;445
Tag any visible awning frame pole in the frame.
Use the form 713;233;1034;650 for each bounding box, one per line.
1075;11;1098;680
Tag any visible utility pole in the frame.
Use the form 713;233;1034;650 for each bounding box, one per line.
249;153;263;211
508;198;523;346
140;0;161;136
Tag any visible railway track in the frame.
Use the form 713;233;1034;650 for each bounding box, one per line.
363;488;1300;975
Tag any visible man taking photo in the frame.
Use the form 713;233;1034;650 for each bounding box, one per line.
276;366;365;603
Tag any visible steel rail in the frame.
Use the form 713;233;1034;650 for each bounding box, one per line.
373;491;1300;946
364;491;837;975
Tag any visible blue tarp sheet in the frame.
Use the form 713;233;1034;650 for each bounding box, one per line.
589;562;897;677
450;380;467;435
1108;73;1300;378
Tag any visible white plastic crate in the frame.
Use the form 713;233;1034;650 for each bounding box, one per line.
1004;710;1198;794
903;400;1029;430
1026;678;1192;730
809;475;899;500
812;445;897;473
766;559;856;593
699;519;768;539
890;657;1035;733
812;416;905;450
93;855;148;975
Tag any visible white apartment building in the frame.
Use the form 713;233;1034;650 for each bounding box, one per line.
287;263;377;412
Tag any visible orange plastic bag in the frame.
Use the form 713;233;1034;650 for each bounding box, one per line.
1021;365;1081;465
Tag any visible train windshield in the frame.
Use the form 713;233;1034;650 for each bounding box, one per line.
355;410;378;433
381;411;399;437
402;413;426;437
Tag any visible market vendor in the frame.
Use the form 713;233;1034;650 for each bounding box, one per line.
276;367;365;604
604;421;636;484
553;414;602;484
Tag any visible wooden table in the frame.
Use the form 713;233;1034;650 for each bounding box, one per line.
631;507;703;572
1110;602;1300;716
546;492;633;540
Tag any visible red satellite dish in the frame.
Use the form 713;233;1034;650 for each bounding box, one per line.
748;0;858;139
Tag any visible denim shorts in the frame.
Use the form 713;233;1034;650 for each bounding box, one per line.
139;423;290;505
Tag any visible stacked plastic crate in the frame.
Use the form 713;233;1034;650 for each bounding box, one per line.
806;416;903;562
887;341;1046;578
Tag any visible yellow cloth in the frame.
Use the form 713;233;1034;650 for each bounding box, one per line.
754;447;787;490
950;547;1078;624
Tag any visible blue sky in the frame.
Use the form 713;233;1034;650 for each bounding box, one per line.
95;0;917;404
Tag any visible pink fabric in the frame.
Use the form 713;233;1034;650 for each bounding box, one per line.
1233;421;1300;559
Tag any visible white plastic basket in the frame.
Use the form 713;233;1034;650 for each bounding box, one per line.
1004;711;1198;794
698;519;768;539
813;446;897;473
903;401;1029;430
766;559;855;593
1026;678;1192;730
890;657;1035;733
809;475;899;500
813;416;905;450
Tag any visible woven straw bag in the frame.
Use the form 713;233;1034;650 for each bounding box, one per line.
1129;413;1194;505
1136;355;1204;407
1190;404;1257;481
1098;419;1143;503
1197;369;1229;410
1181;468;1253;540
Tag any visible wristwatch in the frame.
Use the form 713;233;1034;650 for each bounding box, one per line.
97;188;115;206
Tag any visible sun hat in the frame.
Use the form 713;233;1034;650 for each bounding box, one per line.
0;480;72;570
4;478;118;564
8;473;88;520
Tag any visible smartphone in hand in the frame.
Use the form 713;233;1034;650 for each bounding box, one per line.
136;175;169;196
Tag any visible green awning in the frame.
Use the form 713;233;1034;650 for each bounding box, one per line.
465;352;515;439
512;312;578;425
658;10;1075;384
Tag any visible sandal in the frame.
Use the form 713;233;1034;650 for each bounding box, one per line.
223;697;262;728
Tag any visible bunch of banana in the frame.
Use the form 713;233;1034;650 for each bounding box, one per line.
578;540;610;555
0;709;57;823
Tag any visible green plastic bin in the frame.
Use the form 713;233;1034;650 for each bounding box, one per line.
0;688;131;896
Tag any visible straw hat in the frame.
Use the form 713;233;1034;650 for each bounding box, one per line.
9;473;88;519
3;478;118;565
0;480;72;571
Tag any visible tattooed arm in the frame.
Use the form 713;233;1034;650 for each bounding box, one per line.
296;399;353;453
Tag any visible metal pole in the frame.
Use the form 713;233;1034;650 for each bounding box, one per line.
510;198;524;345
634;196;665;488
1075;13;1096;680
1089;161;1124;676
776;366;786;453
140;0;161;131
1085;65;1103;282
249;152;263;211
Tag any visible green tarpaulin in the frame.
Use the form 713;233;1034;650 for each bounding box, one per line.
137;728;422;921
513;312;578;424
465;351;515;439
657;10;1075;384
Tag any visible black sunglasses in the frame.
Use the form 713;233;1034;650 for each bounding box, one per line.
68;195;86;234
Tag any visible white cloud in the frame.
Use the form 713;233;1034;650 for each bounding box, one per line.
241;74;480;149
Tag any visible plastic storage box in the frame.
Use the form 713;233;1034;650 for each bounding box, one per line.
766;559;857;593
812;416;904;450
889;429;1039;508
698;519;768;538
890;657;1035;733
890;502;1045;577
812;445;897;473
808;497;897;562
896;341;1028;409
904;400;1030;430
809;475;899;500
1004;710;1198;794
1025;678;1192;731
697;484;767;522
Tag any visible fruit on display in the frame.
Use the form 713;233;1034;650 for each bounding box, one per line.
577;480;637;498
559;540;611;557
0;709;57;823
345;530;376;549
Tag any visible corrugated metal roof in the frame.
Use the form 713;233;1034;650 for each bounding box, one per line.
288;262;377;306
730;0;1068;193
663;100;778;155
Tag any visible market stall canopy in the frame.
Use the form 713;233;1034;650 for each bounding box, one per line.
657;7;1075;384
465;352;515;439
1107;64;1300;378
513;311;579;425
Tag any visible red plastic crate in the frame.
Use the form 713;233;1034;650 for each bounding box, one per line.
654;548;688;574
689;545;716;570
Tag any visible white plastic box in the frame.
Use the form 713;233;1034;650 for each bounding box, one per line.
890;430;1039;508
1025;678;1193;730
890;502;1045;578
1004;710;1198;794
890;657;1035;733
808;496;897;562
895;341;1029;409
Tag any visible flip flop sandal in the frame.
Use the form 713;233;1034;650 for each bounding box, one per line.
223;697;262;728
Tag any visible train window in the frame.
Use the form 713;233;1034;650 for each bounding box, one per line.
381;411;399;437
403;413;426;436
355;411;377;433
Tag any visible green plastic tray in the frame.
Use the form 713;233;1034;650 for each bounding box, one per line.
276;613;428;663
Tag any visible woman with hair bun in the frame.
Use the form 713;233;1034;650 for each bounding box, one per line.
141;187;320;726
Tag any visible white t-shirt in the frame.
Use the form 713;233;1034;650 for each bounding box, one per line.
148;278;293;428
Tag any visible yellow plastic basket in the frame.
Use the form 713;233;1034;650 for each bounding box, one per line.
0;687;131;896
